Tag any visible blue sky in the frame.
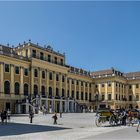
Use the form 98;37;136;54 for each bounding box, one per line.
0;1;140;73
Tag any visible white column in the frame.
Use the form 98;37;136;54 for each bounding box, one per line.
65;75;68;97
83;82;85;101
45;99;48;111
46;70;49;97
59;73;62;97
17;104;21;114
0;62;4;93
67;99;69;112
39;68;42;97
65;100;68;112
20;66;24;95
74;80;76;99
11;64;14;94
69;79;72;97
31;67;34;96
87;83;90;101
105;83;108;100
112;82;115;100
53;72;56;97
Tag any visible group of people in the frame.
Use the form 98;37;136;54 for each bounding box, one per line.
0;109;11;124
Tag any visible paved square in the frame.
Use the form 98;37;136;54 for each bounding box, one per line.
0;113;139;140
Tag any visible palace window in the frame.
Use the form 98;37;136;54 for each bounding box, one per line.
102;84;104;87
15;82;20;95
76;80;79;85
54;57;57;64
49;87;52;98
62;75;65;82
62;89;65;97
85;92;88;100
72;90;74;98
81;81;83;86
101;94;105;101
40;52;44;60
60;59;63;65
48;55;51;62
4;81;10;94
108;83;111;87
41;86;45;96
72;79;74;84
129;85;132;89
81;92;83;100
108;93;111;100
56;74;59;81
15;66;19;74
24;68;28;76
56;88;59;97
76;91;79;100
34;69;38;77
34;85;38;97
89;93;91;101
136;95;139;101
42;71;45;79
5;64;10;72
136;84;139;88
32;50;36;58
24;84;28;96
129;95;132;101
49;72;52;80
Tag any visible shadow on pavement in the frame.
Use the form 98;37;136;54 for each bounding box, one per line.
0;122;70;136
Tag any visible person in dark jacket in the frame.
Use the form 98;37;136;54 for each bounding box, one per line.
29;110;34;123
1;110;4;125
52;113;58;124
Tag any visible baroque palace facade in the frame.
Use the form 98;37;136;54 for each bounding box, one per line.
0;40;140;113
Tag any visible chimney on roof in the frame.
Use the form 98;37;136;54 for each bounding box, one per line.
28;39;31;43
7;43;9;47
37;43;39;46
24;41;26;45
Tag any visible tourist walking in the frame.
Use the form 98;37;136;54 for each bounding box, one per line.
7;109;11;122
136;111;140;132
29;110;34;123
52;113;58;124
1;110;5;125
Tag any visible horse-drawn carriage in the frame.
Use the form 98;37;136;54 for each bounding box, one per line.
95;108;124;127
95;108;140;127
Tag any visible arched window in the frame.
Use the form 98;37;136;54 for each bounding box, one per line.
41;86;45;96
4;81;10;94
24;84;28;96
42;71;45;79
56;88;59;97
49;87;52;98
15;82;20;95
34;69;38;77
62;89;65;97
34;85;38;97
